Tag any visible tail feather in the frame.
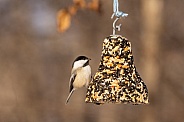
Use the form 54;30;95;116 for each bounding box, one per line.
65;89;75;104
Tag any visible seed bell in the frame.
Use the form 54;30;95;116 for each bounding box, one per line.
85;35;149;105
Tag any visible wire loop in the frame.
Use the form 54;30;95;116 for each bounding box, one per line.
111;0;128;35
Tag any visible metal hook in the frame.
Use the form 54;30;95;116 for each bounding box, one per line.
111;0;128;35
112;18;121;35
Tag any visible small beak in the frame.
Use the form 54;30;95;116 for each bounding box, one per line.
88;58;91;60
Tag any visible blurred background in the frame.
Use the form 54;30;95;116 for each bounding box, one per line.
0;0;184;122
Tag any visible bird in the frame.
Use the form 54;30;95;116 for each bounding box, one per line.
65;56;92;104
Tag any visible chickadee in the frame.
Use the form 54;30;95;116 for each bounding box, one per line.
65;56;91;104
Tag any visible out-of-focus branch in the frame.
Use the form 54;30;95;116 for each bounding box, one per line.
57;0;101;32
140;0;163;122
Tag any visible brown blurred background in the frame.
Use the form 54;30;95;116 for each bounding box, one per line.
0;0;184;122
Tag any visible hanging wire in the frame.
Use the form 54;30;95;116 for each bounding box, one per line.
111;0;128;35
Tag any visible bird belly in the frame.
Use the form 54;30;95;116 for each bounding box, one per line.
73;67;91;89
73;76;86;89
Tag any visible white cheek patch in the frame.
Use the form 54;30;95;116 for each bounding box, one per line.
73;60;88;70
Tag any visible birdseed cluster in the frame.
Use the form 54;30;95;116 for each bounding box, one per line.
85;35;149;105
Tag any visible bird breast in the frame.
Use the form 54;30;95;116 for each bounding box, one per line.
73;66;91;89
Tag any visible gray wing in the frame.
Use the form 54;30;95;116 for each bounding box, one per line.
69;73;77;92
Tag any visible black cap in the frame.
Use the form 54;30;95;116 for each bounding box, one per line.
74;56;90;62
